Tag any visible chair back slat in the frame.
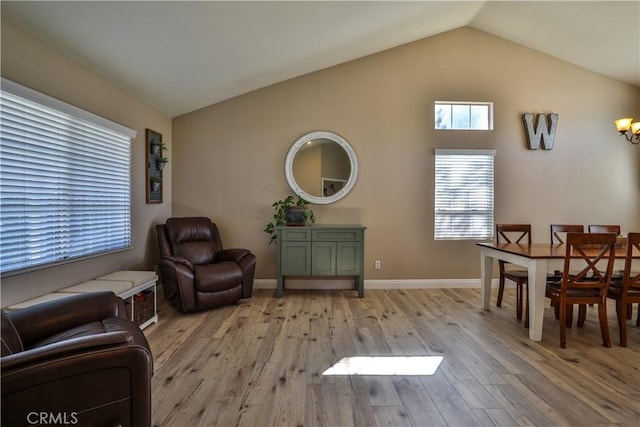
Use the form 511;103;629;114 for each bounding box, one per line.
588;224;621;235
561;233;616;296
496;224;531;244
550;224;584;244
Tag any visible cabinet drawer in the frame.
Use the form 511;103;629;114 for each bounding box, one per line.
280;228;311;241
312;229;362;242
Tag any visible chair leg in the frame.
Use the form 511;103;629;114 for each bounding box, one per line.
619;301;628;347
577;304;587;327
559;300;567;348
626;303;633;320
598;302;611;348
637;303;640;326
497;274;505;307
553;301;560;319
566;304;574;328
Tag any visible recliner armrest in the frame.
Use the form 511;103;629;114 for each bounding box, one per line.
217;248;251;263
1;331;135;371
161;255;194;270
8;292;125;346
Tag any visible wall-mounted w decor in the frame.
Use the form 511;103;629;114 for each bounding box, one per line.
522;113;558;150
145;129;166;204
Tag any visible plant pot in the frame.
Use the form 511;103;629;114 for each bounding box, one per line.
151;181;161;192
285;206;308;225
157;161;167;171
151;144;161;155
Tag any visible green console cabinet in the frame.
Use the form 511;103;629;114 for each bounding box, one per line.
276;225;366;297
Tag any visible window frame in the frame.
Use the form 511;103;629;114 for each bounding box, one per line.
434;148;496;241
0;78;137;277
434;101;494;131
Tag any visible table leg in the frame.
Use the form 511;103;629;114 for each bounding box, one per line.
527;259;548;341
480;249;494;310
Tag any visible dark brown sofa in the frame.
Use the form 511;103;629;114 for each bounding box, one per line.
156;217;256;312
1;291;153;427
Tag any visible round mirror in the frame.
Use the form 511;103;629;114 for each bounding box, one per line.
285;131;358;204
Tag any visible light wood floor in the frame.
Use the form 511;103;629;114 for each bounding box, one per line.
145;288;640;426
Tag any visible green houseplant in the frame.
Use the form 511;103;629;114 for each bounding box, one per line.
264;195;315;244
157;157;169;171
150;141;167;155
150;176;161;192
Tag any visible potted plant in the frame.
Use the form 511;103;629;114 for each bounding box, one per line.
150;176;161;192
264;195;315;244
157;157;169;171
150;141;167;155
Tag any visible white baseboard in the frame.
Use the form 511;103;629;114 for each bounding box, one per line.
253;278;504;290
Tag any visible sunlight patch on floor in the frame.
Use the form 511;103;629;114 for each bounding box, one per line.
322;356;444;376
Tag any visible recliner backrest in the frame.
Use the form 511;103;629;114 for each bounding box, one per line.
164;217;222;265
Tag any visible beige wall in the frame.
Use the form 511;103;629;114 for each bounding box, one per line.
173;27;640;282
1;21;172;306
1;23;637;304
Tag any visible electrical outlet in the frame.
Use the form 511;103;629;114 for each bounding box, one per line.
375;260;381;270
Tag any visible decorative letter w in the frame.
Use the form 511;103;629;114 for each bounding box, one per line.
522;113;558;150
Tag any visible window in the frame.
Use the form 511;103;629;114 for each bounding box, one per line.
434;149;495;240
435;101;493;130
0;78;136;275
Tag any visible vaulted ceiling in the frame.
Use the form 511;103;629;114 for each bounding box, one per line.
2;1;638;118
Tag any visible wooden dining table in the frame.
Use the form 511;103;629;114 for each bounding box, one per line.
477;242;633;341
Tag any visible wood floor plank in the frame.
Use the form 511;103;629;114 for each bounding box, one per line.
372;406;413;427
419;368;484;426
305;383;341;427
148;288;640;426
269;337;309;427
234;362;281;427
392;376;448;426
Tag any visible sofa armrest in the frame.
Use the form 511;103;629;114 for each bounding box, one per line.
8;292;124;346
2;332;152;427
1;331;134;371
217;248;251;263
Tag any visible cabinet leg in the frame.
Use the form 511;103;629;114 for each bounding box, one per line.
276;276;284;298
357;276;364;298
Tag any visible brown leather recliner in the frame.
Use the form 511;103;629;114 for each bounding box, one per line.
156;217;256;312
1;291;153;427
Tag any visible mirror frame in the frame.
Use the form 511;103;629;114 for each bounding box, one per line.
285;131;358;205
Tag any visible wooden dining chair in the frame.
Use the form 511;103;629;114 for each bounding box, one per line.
607;232;640;347
588;224;621;235
588;224;628;314
545;232;616;348
548;225;586;325
495;224;531;324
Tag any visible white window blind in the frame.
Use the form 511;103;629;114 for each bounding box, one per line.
0;78;136;275
434;149;495;240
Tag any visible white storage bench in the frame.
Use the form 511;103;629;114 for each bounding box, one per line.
8;271;158;330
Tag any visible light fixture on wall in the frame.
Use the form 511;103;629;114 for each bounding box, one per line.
613;117;640;144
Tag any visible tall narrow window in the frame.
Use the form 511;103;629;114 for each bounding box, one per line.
434;149;495;240
0;79;136;275
435;101;493;130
